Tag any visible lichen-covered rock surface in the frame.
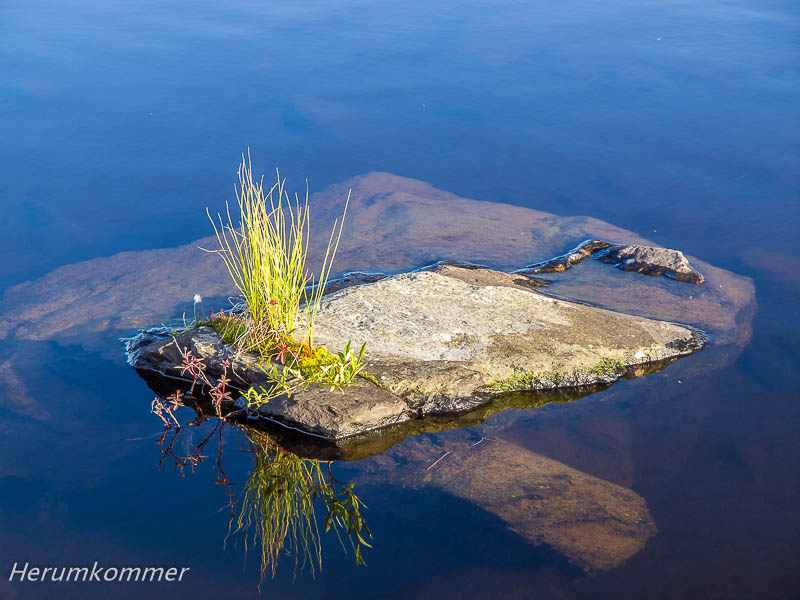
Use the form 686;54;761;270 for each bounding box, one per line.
314;265;704;414
128;263;704;440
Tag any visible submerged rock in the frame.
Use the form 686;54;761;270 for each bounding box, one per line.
319;271;387;294
520;239;705;284
127;264;704;440
0;173;750;356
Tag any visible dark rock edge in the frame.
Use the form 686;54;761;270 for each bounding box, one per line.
125;322;706;442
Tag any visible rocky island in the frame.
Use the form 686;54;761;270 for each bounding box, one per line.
126;248;705;441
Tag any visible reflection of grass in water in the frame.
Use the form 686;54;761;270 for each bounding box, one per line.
232;430;371;582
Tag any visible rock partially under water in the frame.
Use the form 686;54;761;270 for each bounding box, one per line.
0;173;751;356
519;239;705;284
126;263;704;440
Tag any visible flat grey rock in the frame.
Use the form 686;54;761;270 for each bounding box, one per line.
314;266;704;414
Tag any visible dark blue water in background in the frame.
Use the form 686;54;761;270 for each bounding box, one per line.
1;1;798;598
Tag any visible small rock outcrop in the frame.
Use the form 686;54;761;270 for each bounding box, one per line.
595;244;705;283
519;239;705;284
126;264;704;440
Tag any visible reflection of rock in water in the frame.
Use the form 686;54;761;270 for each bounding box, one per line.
366;436;656;572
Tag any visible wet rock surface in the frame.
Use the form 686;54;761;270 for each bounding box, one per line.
520;239;705;284
127;264;704;440
517;240;615;274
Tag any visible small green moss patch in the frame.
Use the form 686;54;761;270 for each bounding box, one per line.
587;356;625;378
485;356;627;393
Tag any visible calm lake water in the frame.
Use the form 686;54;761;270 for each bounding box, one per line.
1;0;799;598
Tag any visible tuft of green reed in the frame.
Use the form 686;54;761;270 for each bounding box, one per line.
205;151;349;351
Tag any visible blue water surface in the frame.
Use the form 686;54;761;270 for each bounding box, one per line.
0;0;798;598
